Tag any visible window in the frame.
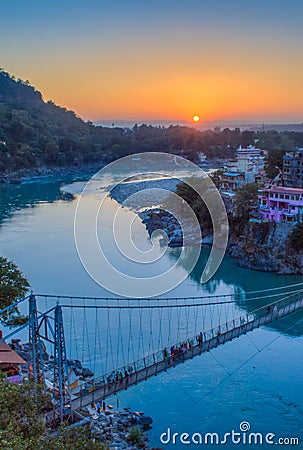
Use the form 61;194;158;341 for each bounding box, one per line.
291;195;294;200
285;195;289;199
296;195;299;200
280;194;285;199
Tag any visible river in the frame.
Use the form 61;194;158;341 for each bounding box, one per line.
0;169;302;449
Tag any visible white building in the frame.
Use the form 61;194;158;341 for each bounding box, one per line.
236;146;265;183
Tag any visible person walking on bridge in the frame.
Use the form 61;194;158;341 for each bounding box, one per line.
197;332;203;346
163;347;168;360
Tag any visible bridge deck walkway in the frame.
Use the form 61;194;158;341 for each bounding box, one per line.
71;296;303;411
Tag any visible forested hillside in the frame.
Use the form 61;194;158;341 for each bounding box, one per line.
0;69;129;172
1;69;303;177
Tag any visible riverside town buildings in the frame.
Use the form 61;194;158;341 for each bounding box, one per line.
258;186;303;223
220;172;245;191
220;146;266;191
283;148;303;188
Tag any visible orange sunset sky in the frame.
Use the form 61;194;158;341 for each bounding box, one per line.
1;0;303;125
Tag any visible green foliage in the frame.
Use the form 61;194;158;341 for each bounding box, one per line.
0;256;29;326
0;380;105;449
0;381;46;441
172;177;217;231
43;427;107;450
233;183;259;221
210;169;224;188
176;178;210;228
127;426;144;446
167;174;228;232
1;69;303;177
265;148;286;180
289;223;303;251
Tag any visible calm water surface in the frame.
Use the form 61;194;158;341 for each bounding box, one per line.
0;173;302;448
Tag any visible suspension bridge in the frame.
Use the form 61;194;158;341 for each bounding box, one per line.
1;283;303;423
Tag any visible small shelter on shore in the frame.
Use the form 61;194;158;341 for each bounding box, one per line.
0;341;26;383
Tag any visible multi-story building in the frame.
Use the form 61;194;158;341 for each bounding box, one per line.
258;186;303;223
237;146;265;183
237;145;265;160
220;172;245;191
283;149;303;188
220;146;266;192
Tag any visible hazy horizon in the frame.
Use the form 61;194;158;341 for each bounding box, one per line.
94;118;303;131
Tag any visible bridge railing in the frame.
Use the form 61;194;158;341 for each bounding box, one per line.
72;290;303;402
201;289;303;341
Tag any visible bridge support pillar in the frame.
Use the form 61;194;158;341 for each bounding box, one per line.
54;304;69;422
29;294;40;383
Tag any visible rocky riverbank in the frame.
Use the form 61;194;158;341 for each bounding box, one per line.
0;156;223;184
11;339;155;448
84;405;153;449
140;210;183;247
109;177;180;211
140;208;303;275
0;162;106;184
228;220;303;275
140;209;212;247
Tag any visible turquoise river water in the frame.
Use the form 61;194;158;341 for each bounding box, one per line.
0;171;302;449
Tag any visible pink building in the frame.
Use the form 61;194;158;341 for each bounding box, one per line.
259;186;303;223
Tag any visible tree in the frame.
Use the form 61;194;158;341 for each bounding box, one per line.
265;148;286;180
172;177;214;231
210;169;224;188
1;67;303;177
233;183;259;220
127;426;144;447
0;381;47;441
0;256;29;326
240;131;255;147
0;380;105;449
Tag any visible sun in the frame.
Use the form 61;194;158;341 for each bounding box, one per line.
193;115;200;122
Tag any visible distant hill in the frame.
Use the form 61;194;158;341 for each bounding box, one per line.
0;69;129;175
94;119;189;128
1;69;303;179
248;123;303;132
95;119;303;133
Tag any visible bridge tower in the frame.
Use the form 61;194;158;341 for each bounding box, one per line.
28;293;41;383
54;304;69;421
29;296;69;421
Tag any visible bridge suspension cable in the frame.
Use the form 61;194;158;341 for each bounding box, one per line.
56;288;303;309
33;281;303;302
1;287;303;419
